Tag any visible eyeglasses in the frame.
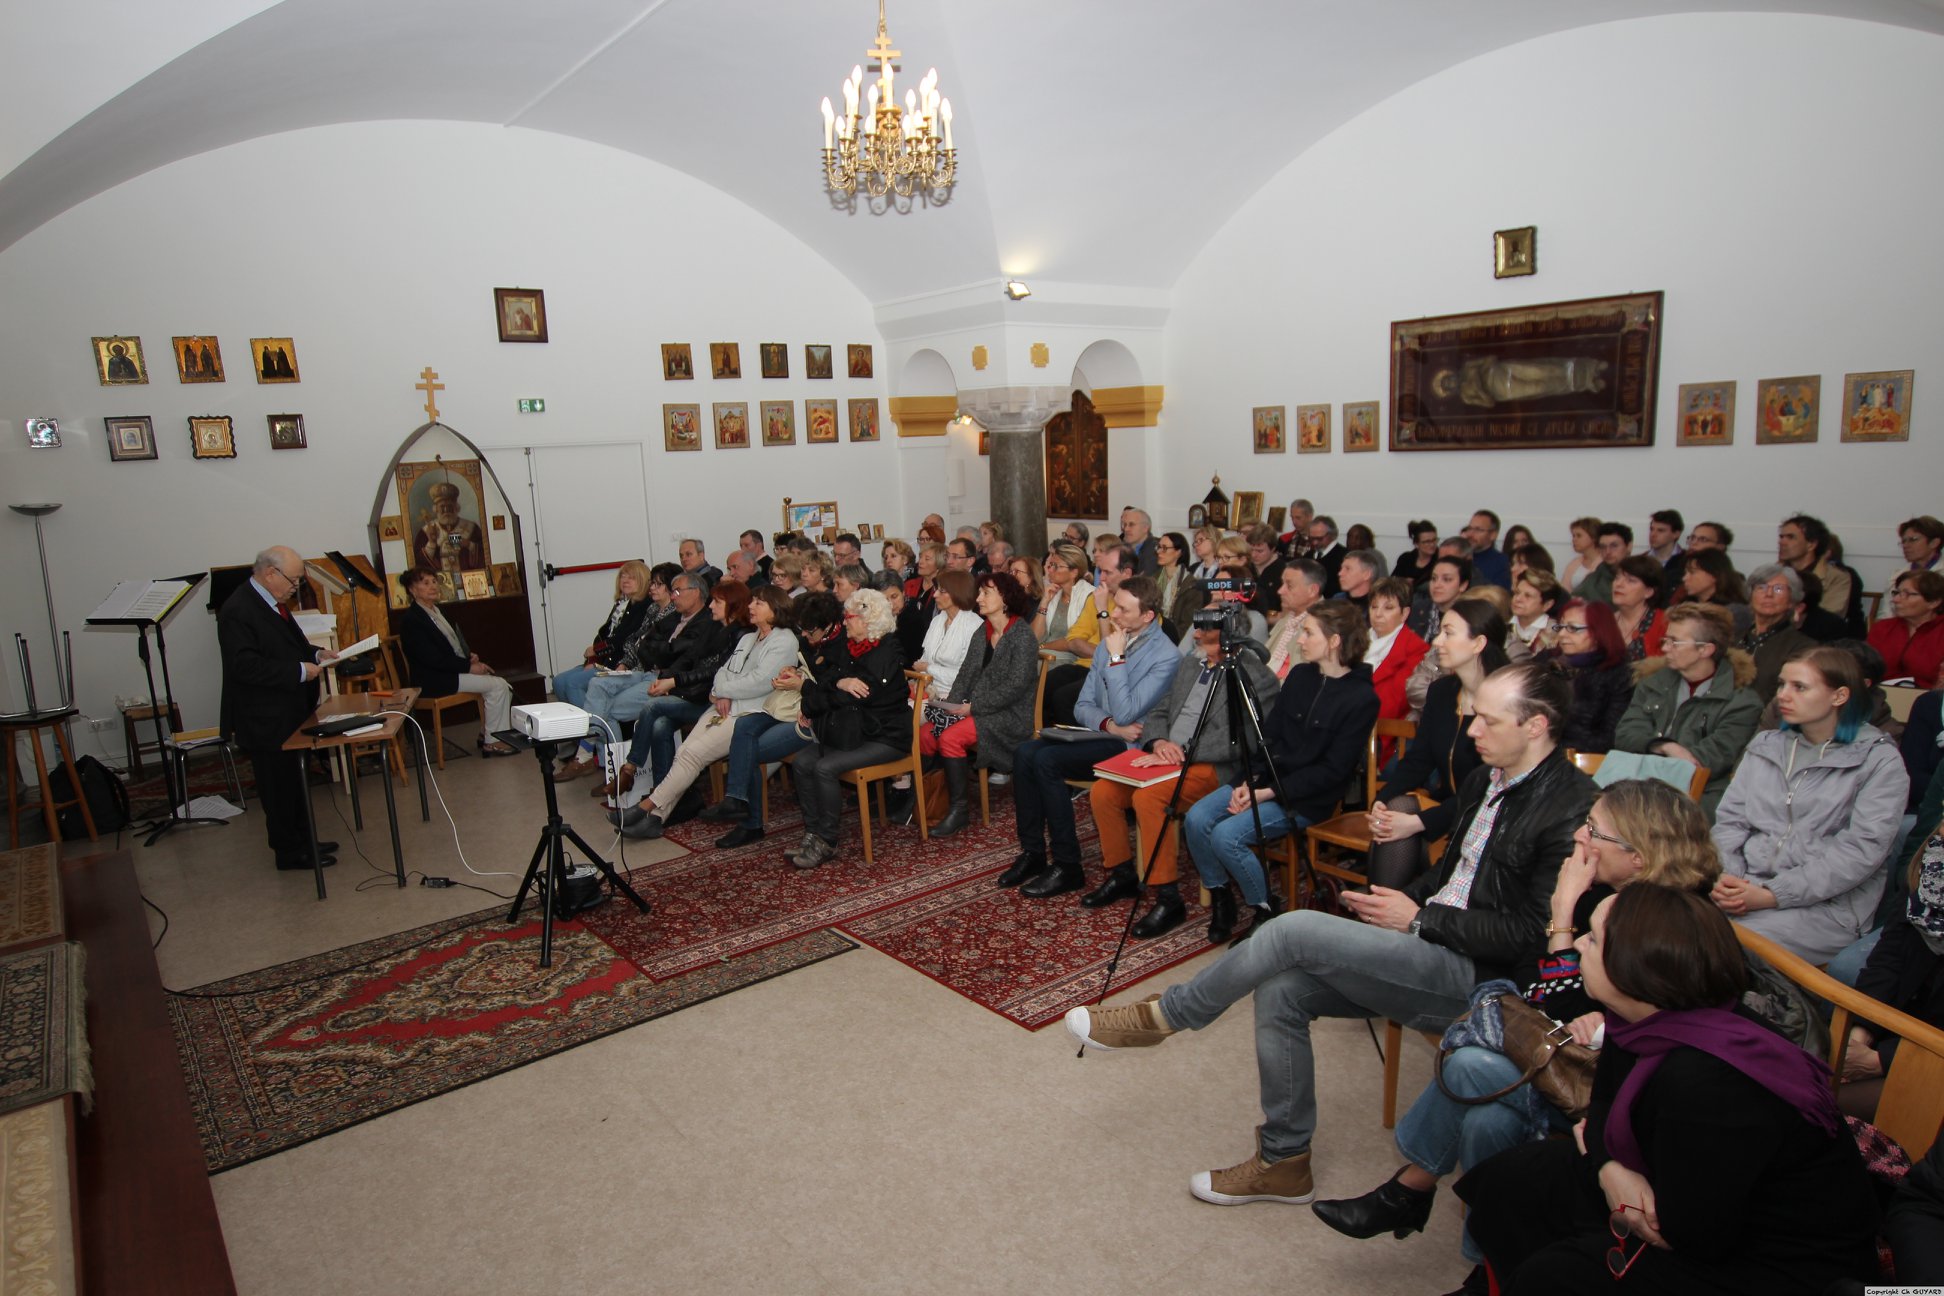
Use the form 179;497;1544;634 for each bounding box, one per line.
842;610;864;619
1752;582;1792;596
1583;816;1636;852
1607;1205;1648;1279
1556;623;1588;634
1660;638;1705;650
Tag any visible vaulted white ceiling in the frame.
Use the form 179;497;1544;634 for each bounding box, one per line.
6;0;1943;302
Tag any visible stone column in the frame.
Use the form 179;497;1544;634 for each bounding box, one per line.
959;385;1068;558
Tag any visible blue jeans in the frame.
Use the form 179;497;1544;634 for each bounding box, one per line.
1158;910;1475;1163
725;713;811;829
582;672;658;752
1011;735;1122;864
626;695;706;783
551;663;600;709
1182;785;1306;906
1826;927;1884;988
1394;1046;1569;1261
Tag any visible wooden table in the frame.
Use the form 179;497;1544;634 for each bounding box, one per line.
280;688;425;899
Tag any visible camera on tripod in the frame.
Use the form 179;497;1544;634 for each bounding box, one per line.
1192;575;1257;642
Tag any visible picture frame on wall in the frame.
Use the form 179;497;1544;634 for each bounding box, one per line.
1342;401;1379;452
785;500;839;534
1676;381;1735;446
1296;404;1331;454
1232;491;1265;529
847;397;880;442
378;515;405;541
1188;504;1207;530
805;399;838;443
493;288;547;343
492;563;523;596
249;337;300;383
462;570;491;600
760;400;796;446
1755;374;1820;445
173;335;224;383
760;342;789;379
806;344;834;379
1493;226;1537;278
1267;506;1286;532
104;416;156;462
661;343;694;380
847;344;874;378
189;415;236;459
267;413;306;450
1252;405;1285;453
713;401;750;448
92;335;147;385
710;343;741;379
663;403;702;451
1840;369;1913;443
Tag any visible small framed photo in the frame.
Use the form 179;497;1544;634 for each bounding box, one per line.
713;401;750;448
378;515;405;541
462;570;491;600
661;343;694;380
1342;401;1379;452
786;501;838;534
806;344;834;379
492;563;523;597
847;344;873;378
386;573;411;610
1494;226;1536;278
1676;381;1735;447
173;335;224;383
1252;405;1285;454
249;337;300;383
760;342;789;379
267;413;306;450
1297;404;1331;454
848;397;880;442
437;572;458;603
805;399;839;443
1267;506;1287;532
1233;491;1265;529
189;415;236;459
760;400;796;446
93;336;148;385
1755;375;1820;445
709;343;741;379
493;288;548;343
104;416;157;462
1188;504;1208;530
1841;370;1913;443
663;403;702;451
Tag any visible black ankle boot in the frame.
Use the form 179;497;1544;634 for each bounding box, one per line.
1311;1168;1436;1240
1130;883;1185;938
1078;863;1139;908
997;852;1045;888
1205;886;1238;943
698;795;749;823
931;757;973;837
1019;858;1085;898
1230;899;1281;947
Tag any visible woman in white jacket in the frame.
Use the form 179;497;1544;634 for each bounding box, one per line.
617;585;800;840
1711;645;1909;963
915;570;982;703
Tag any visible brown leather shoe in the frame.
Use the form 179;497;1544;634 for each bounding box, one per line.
592;765;636;799
553;756;596;782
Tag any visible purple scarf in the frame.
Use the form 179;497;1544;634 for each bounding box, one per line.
1602;1005;1839;1174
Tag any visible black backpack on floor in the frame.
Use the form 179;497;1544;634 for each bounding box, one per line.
47;755;133;840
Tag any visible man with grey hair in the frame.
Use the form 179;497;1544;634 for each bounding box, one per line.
1279;499;1316;560
986;539;1014;572
1306;514;1346;596
1333;549;1385;609
678;537;721;586
218;546;341;871
1120;506;1160;575
724;549;759;587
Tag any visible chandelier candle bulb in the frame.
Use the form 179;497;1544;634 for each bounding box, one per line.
822;98;835;147
941;99;952;149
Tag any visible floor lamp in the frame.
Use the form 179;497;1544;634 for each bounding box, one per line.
7;502;70;714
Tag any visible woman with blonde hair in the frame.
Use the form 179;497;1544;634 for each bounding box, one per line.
1189;524;1226;581
1036;542;1097;665
880;537;917;586
1008;553;1045;605
1559;515;1604;593
787;589;911;869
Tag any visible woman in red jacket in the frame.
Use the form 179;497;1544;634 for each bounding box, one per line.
1365;578;1429;762
1869;569;1944;687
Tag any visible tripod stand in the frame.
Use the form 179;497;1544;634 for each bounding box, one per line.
1081;630;1288;1049
504;731;649;967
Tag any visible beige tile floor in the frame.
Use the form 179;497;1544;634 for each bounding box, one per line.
113;726;1469;1295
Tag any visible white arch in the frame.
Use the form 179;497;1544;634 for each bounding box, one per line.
1070;338;1144;392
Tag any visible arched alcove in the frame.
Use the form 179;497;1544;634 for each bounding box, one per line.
1070;339;1144;392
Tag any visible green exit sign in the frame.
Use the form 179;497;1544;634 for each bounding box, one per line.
517;398;547;413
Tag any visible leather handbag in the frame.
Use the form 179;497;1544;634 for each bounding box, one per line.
762;653;812;723
1435;991;1596;1122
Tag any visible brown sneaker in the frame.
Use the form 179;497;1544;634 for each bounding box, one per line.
552;756;596;782
1063;994;1174;1051
1190;1148;1313;1206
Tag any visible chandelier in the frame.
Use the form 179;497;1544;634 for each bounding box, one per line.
819;1;955;201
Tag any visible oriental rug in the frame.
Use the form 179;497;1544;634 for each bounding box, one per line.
0;943;90;1118
170;911;854;1173
0;845;64;954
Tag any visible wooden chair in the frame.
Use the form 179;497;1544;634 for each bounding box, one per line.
1569;749;1710;803
389;634;481;769
1864;590;1883;624
1291;718;1422;902
836;670;931;865
1735;924;1944;1159
972;652;1054;827
340;637;410;784
1380;1021;1445;1128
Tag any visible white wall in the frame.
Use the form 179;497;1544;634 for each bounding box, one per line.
1163;12;1944;588
0;121;892;759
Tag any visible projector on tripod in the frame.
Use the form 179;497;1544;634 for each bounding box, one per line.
511;702;590;742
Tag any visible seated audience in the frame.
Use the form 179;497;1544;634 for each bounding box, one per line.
832;563;871;602
398;565;517;755
1365;599;1512;889
1509;568;1561;652
1778;512;1855;624
1794;568;1851;643
550;560;654;713
1461;510;1511;589
1901;514;1944;573
1457;885;1878;1296
1043;544;1131;724
917;518;946;548
1188;524;1225;581
1392;519;1440;587
1740;563;1817;702
1059;520;1090;550
911;542;946;615
946;535;979;576
699;592;844;847
1645;506;1687;579
1573;521;1631;603
1676;547;1752;633
738;529;773;585
1214;532;1253;575
1082;620;1283;939
1306;514;1347;594
1151;530;1204;637
1542;599;1634;755
1119;507;1159;574
1507;541;1554;583
1501;523;1535;556
1558;515;1603;593
1258;559;1326;678
1841;819;1944;1121
1245;525;1288;618
1712;645;1907;962
1007;554;1044;606
1180;563;1269;657
1823;533;1869;637
1344;523;1377;555
1406;554;1471;643
880;537;916;585
1314;781;1722;1291
1612;603;1759;816
1035;542;1097;667
831;532;870;575
1066;665;1594;1222
1279;498;1315;560
922;572;1041;838
914;570;980;712
615;584;797;839
999;576;1176;898
784;589;911;870
1365;578;1430;759
1609;555;1667;661
596;575;742;802
1402;586;1529;724
1869;568;1944;687
1334;548;1384;609
561;561;681;778
1687;519;1733;554
770;551;807;598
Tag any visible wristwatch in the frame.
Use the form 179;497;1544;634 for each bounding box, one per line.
1406;914;1424;937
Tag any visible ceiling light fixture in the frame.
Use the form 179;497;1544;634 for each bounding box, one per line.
1003;280;1031;301
820;1;955;202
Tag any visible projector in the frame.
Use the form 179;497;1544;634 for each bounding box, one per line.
512;702;591;741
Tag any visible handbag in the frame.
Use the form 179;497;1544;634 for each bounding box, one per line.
1435;989;1596;1122
762;653;812;723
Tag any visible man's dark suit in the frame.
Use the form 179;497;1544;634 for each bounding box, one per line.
218;580;322;866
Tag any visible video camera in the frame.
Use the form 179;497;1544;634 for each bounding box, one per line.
1192;575;1258;640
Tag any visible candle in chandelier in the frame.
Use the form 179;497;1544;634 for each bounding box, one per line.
940;98;953;149
821;97;834;149
845;70;860;119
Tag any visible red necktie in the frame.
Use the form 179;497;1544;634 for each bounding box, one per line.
278;602;294;623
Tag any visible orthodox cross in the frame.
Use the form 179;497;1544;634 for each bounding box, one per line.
416;366;445;421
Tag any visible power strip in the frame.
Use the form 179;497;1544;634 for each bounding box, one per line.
421;876;453;888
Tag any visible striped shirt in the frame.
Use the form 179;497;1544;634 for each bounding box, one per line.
1428;764;1537;911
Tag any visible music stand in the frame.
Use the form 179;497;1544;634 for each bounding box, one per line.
85;574;225;845
316;551;383;681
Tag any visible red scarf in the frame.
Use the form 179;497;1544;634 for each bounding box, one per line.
846;636;880;659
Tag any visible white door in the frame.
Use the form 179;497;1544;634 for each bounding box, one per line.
482;442;652;686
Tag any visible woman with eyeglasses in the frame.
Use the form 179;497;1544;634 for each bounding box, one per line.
1151;530;1203;638
1612;604;1761;817
1188;524;1225;582
1035;542;1096;667
1314;782;1724;1295
1675;549;1753;637
1391;519;1441;588
1738;564;1817;703
1452;883;1877;1296
1539;599;1634;755
1868;569;1944;689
